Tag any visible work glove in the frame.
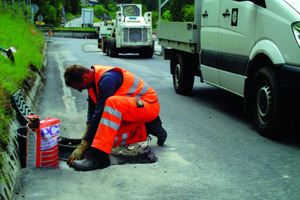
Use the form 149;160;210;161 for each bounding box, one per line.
67;139;90;166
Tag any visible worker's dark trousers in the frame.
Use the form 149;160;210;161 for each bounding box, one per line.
145;116;166;138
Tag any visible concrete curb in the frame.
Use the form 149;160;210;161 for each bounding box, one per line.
0;44;47;200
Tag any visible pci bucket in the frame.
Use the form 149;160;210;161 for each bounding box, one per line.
26;117;60;168
15;116;61;168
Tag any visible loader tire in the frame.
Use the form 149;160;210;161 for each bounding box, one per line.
109;38;118;57
106;39;110;56
102;38;107;54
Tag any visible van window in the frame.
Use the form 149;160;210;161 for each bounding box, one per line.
252;0;266;8
233;0;266;8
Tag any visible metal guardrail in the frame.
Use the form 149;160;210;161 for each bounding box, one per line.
35;24;54;31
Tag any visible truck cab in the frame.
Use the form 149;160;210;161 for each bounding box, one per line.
157;0;300;137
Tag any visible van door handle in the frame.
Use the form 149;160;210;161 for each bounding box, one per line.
222;9;230;17
202;11;208;18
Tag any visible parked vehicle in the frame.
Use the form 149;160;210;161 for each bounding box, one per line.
95;20;115;53
97;4;154;58
157;0;300;137
81;8;94;27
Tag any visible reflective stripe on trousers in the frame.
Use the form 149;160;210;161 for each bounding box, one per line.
91;96;160;154
114;132;128;146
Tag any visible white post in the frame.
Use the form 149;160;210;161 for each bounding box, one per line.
158;0;169;22
158;0;169;56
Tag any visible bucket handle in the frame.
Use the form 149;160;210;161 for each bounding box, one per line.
15;127;27;138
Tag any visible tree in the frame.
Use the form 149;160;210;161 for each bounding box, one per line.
151;10;158;29
70;0;81;15
182;4;194;22
170;0;185;21
47;5;58;25
161;10;171;22
94;4;109;16
167;0;194;22
145;0;158;11
64;0;72;13
32;0;62;25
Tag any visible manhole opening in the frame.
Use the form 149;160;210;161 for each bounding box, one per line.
59;137;157;165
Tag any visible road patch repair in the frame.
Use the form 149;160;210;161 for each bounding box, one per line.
13;90;157;170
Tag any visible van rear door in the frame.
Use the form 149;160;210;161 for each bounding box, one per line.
200;0;221;86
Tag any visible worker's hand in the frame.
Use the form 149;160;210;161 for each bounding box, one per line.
67;139;90;166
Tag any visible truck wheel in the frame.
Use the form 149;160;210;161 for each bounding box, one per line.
110;38;118;57
172;53;194;95
251;67;282;138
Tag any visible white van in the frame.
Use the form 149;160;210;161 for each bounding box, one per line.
157;0;300;137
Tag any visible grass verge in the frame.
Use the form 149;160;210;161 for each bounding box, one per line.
0;11;45;181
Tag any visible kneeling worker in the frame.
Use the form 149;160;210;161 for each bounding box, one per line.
64;64;167;171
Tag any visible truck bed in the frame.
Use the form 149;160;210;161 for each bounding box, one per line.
157;22;200;53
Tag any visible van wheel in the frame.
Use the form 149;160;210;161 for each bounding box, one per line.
252;67;282;138
172;53;194;95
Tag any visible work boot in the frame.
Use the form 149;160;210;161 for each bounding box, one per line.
146;116;167;146
72;148;110;171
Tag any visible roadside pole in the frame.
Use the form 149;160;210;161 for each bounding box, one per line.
158;0;169;56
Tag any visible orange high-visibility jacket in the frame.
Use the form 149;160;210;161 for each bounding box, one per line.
88;65;158;104
88;65;159;153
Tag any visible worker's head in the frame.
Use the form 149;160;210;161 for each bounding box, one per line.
64;64;93;92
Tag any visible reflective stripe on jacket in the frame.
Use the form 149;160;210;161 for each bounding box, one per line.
88;65;158;104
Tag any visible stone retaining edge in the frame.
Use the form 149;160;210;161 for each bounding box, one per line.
0;43;47;200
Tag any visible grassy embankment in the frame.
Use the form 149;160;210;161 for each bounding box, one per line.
0;10;102;183
0;12;45;181
0;6;107;182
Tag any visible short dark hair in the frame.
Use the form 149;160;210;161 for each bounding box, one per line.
64;64;89;87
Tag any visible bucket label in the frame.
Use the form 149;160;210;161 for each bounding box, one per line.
41;136;58;150
41;124;60;138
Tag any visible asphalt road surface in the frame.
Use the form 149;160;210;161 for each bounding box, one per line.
13;37;300;200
